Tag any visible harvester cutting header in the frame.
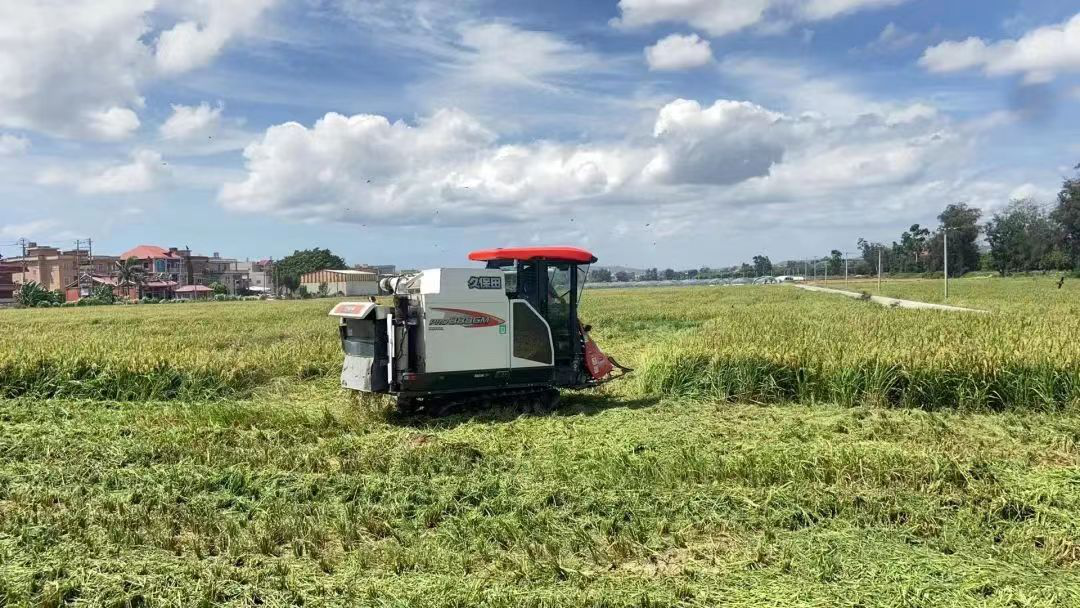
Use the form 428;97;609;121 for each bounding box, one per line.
330;246;629;411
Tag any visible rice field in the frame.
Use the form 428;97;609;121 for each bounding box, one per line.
3;278;1080;606
9;278;1077;409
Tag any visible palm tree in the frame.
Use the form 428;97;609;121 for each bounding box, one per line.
114;258;145;299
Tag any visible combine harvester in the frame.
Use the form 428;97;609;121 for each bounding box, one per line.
330;246;630;412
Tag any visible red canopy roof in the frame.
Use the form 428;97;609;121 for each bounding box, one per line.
468;246;597;264
121;245;179;260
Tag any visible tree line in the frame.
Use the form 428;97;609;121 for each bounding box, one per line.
857;166;1080;277
589;164;1080;282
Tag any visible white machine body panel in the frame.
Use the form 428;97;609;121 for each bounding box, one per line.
416;268;511;374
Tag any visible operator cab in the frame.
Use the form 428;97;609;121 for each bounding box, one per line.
468;247;596;386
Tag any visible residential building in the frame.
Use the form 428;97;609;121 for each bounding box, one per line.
63;274;138;302
205;253;249;293
241;259;275;294
121;245;184;283
142;280;178;300
300;269;377;296
84;255;121;276
7;243;73;290
162;247;249;293
175;285;214;300
0;260;22;305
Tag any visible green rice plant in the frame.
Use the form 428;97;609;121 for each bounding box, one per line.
3;278;1080;409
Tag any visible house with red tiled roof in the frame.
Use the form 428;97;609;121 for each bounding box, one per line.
120;245;183;282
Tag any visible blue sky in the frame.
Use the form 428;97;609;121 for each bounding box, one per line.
1;0;1079;269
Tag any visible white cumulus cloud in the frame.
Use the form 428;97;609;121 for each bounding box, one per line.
613;0;911;36
0;0;274;140
797;0;908;21
39;150;171;195
644;99;789;184
155;0;276;75
0;134;30;156
221;95;962;231
160;102;224;140
645;33;714;70
920;13;1080;82
220;109;646;225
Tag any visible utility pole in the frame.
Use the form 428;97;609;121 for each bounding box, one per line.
824;260;828;286
17;238;28;284
877;248;882;293
844;254;849;285
943;230;949;301
74;239;82;296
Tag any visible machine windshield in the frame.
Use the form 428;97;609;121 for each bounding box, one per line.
576;264;590;302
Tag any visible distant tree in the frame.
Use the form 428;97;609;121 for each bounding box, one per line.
209;281;228;296
738;262;754;277
856;238;895;274
926;203;982;276
275;248;346;292
986;200;1061;275
642;268;659;281
827;250;843;275
92;283;116;304
1051;164;1080;268
685;269;699;279
661;268;676;280
751;255;773;276
614;271;631;282
898;224;931;272
15;281;60;308
317;282;329;297
589;268;613;283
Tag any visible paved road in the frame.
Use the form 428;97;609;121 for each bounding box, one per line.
795;284;988;313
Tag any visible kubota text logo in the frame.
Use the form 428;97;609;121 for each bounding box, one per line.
468;276;502;290
430;308;504;328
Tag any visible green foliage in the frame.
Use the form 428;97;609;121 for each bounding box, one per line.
1052;164;1080;267
317;281;329;297
210;281;228;296
274;248;346;292
752;255;773;276
91;283;116;304
589;268;613;282
917;204;982;277
986;200;1062;274
113;257;144;298
15;281;62;308
827;250;843;275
